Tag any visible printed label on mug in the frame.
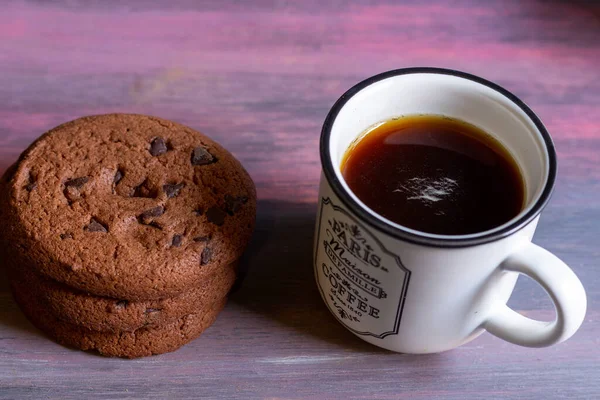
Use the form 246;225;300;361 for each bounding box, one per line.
314;197;411;338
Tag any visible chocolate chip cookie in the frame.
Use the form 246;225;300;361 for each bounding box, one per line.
0;114;256;300
8;261;237;332
11;278;226;358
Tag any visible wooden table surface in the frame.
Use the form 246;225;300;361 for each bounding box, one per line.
1;1;599;399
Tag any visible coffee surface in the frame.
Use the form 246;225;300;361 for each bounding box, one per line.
341;115;524;235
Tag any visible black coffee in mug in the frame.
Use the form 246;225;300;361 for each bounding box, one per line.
341;115;525;235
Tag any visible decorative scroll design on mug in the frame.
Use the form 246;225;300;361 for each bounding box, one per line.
315;197;411;339
339;274;369;302
329;293;360;322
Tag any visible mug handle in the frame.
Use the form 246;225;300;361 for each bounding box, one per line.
484;241;587;347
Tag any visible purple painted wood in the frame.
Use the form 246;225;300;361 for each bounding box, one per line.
0;0;599;398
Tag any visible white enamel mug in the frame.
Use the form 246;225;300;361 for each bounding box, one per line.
313;68;587;353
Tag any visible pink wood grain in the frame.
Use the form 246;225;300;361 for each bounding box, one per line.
0;1;599;399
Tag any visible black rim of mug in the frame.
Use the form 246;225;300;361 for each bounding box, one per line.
320;67;557;248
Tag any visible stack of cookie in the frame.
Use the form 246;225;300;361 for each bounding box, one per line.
0;114;256;358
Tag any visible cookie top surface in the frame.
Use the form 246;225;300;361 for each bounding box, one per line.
1;114;255;300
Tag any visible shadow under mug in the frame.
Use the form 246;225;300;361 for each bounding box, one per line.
313;68;587;353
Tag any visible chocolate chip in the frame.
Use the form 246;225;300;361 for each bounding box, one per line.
201;247;212;265
145;308;162;314
148;221;163;230
85;218;108;233
191;147;215;166
114;170;124;185
150;137;168;156
132;179;156;198
115;300;129;309
141;206;164;218
25;172;37;192
224;195;249;215
193;236;210;242
65;177;89;189
206;206;227;226
60;233;73;240
63;177;89;203
138;206;165;225
172;235;183;247
163;183;184;198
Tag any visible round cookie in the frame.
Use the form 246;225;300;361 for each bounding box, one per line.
11;279;226;358
8;261;237;332
0;114;256;300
